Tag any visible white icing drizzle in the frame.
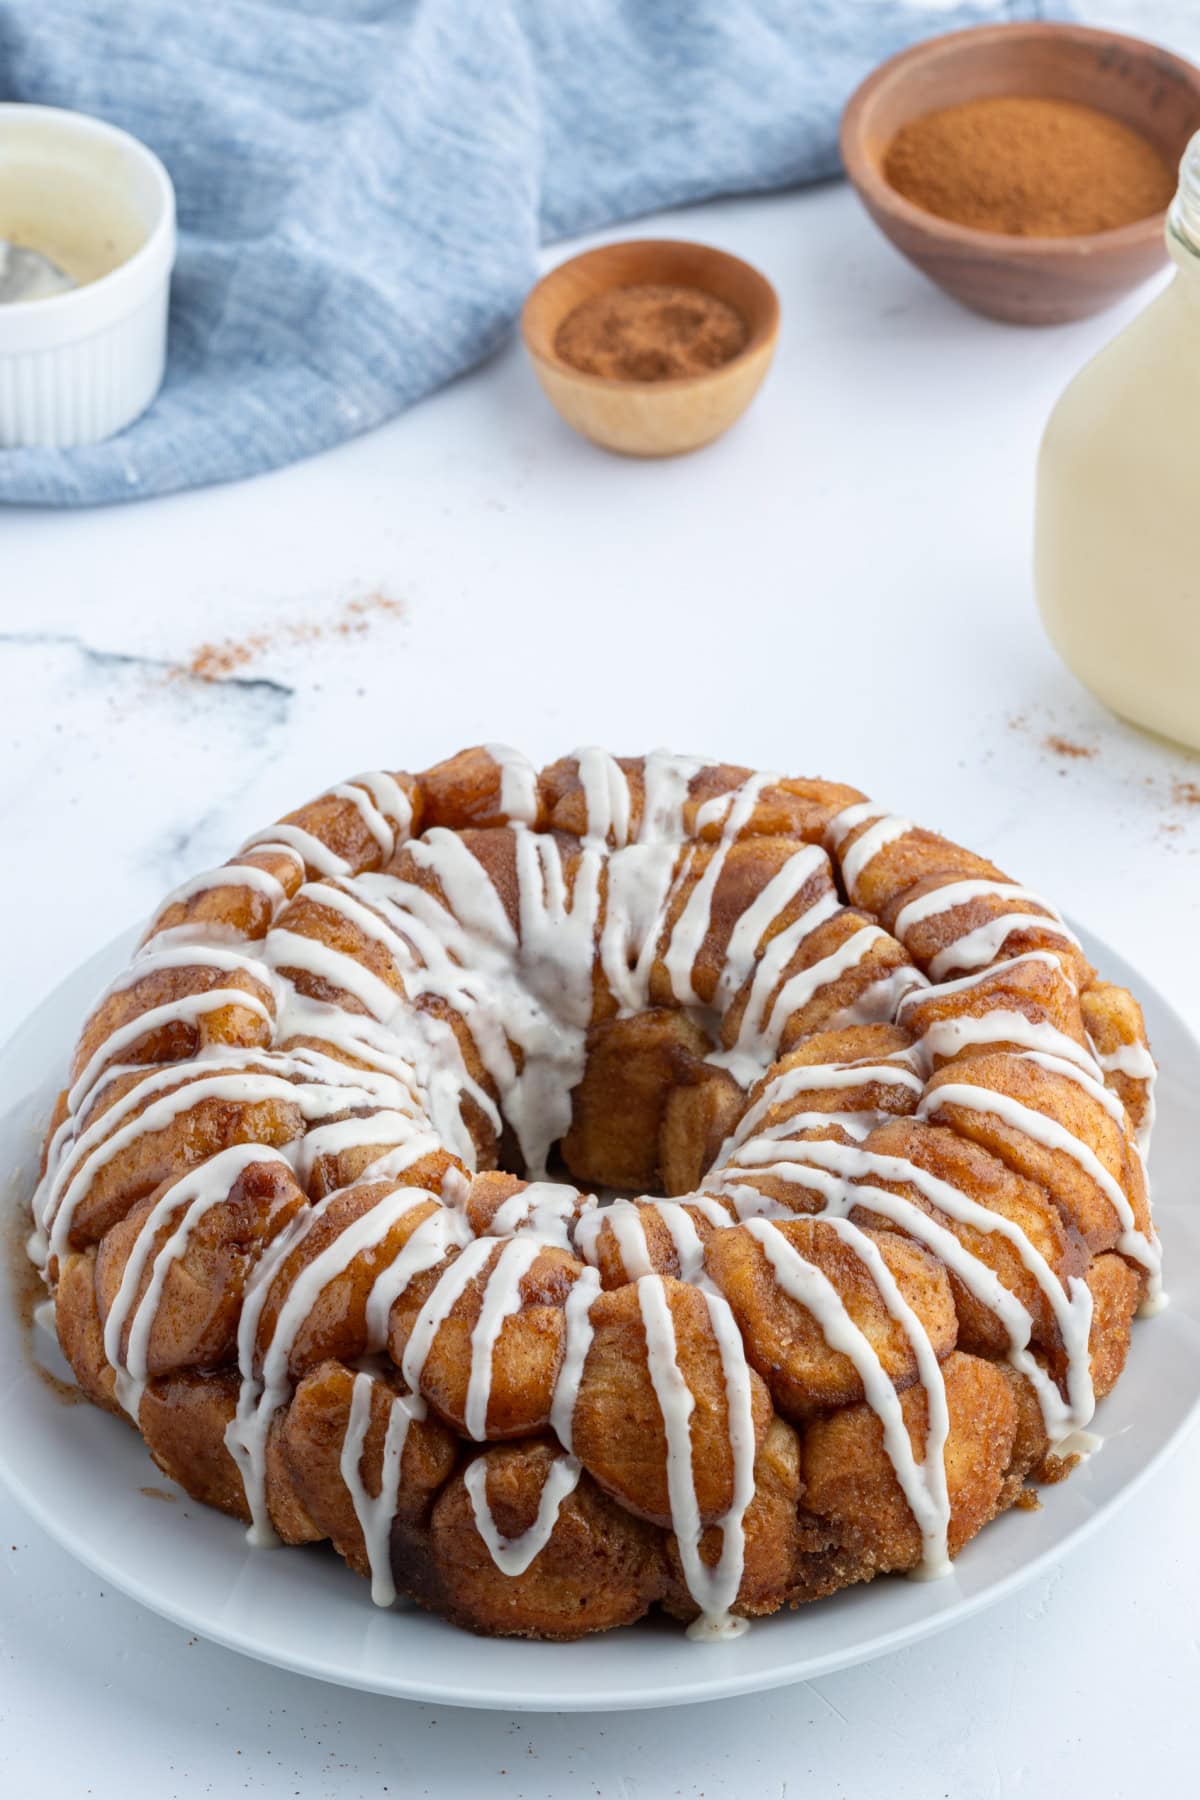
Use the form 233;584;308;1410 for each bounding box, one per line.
653;1202;708;1283
399;1235;496;1396
486;1180;593;1250
1095;1041;1156;1079
464;1450;584;1576
825;801;883;851
637;1275;757;1638
148;861;289;916
714;843;828;1012
744;1218;951;1576
33;754;1165;1636
714;913;920;1083
226;1184;439;1541
927;915;1080;983
361;1204;468;1348
464;1237;542;1439
894;879;1066;938
913;1010;1099;1077
726;1059;923;1157
663;773;771;1007
1092;1038;1157;1161
67;987;275;1117
328;774;413;864
896;951;1073;1019
347;769;414;842
549;1265;601;1452
339;1372;425;1605
102;1143;291;1419
917;1079;1161;1286
574;746;633;847
715;1136;1094;1442
109;941;277;996
839;815;913;900
240;823;352;879
483;743;540;823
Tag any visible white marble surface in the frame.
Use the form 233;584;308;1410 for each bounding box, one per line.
4;4;1200;1794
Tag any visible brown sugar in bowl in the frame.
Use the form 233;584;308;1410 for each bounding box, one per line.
521;239;780;457
840;21;1200;325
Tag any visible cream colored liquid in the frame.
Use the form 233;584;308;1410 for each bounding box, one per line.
1035;270;1200;751
0;160;147;287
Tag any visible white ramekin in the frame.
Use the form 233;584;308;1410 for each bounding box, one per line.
0;104;176;450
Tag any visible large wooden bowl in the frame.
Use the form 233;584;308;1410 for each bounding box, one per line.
521;239;779;457
840;22;1200;325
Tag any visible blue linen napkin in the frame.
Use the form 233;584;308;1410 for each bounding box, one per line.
0;1;1058;506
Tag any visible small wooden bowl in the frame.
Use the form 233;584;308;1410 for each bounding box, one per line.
521;239;779;456
840;22;1200;325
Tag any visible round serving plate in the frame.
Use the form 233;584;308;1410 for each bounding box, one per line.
1;924;1197;1712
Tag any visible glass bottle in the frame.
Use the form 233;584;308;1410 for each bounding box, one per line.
1034;132;1200;751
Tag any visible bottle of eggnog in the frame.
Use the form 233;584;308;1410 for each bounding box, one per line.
1035;131;1200;751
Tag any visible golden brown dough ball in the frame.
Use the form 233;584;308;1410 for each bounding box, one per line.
280;1360;458;1579
387;1242;584;1438
71;960;275;1093
94;1157;307;1378
63;1063;307;1251
704;1216;956;1418
395;1439;666;1639
661;1414;804;1623
582;1197;736;1289
138;1368;318;1544
1080;981;1155;1143
737;1022;920;1134
562;1009;719;1193
54;1247;122;1417
571;1276;772;1526
802;1350;1018;1573
253;1183;444;1379
850;1116;1088;1360
143;847;302;946
899;949;1089;1067
921;1051;1149;1253
418;747;542;833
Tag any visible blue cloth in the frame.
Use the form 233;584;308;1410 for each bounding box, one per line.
0;1;1057;506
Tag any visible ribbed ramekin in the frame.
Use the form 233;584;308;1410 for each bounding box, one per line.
0;104;176;450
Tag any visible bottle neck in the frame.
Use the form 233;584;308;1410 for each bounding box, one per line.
1167;130;1200;274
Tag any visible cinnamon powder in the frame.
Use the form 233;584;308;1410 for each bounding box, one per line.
182;591;405;684
555;283;748;381
884;96;1174;237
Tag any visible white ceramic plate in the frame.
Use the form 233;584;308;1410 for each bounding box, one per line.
2;925;1197;1711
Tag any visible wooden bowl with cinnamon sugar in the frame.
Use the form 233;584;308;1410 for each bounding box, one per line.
521;240;779;457
841;21;1200;325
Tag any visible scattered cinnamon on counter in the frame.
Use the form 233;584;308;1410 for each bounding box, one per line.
180;591;405;684
555;283;748;381
1172;778;1200;807
1044;734;1097;760
884;97;1174;237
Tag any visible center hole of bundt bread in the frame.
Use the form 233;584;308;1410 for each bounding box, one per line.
548;1008;744;1199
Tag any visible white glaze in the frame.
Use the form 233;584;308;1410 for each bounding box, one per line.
743;1217;951;1575
927;914;1080;983
637;1275;757;1637
34;755;1164;1636
917;1079;1160;1285
464;1450;584;1576
339;1372;425;1605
